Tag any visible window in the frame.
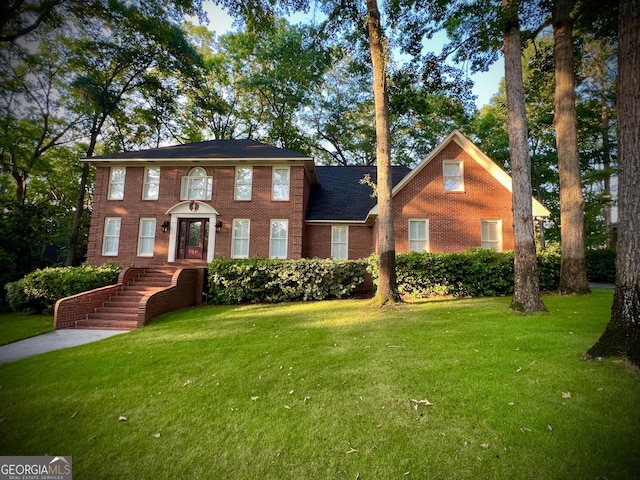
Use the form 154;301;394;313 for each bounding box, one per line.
331;226;349;260
231;219;250;258
272;167;290;200
234;166;253;201
137;218;156;256
269;219;288;258
481;219;502;252
143;167;160;200
443;160;464;192
102;217;121;256
108;167;126;200
180;167;212;200
408;219;429;252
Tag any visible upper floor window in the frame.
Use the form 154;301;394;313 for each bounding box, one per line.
443;160;464;192
235;167;253;201
408;219;429;252
102;217;121;256
331;225;348;260
137;218;156;256
272;166;290;201
142;167;160;200
481;219;503;252
181;167;212;200
108;167;126;200
269;219;288;258
231;219;250;258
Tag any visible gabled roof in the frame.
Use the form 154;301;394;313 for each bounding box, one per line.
368;130;550;218
306;165;411;222
85;138;318;184
88;139;312;161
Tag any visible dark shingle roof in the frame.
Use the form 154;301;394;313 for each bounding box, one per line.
306;165;411;221
90;139;311;160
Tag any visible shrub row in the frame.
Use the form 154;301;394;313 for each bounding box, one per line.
207;257;368;304
368;248;615;299
5;264;122;313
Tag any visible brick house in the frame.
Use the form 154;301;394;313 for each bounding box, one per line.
54;130;548;329
85;129;548;267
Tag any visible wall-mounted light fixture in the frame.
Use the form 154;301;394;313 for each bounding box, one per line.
161;220;170;233
215;220;223;233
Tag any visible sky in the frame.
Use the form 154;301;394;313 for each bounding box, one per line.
197;2;504;109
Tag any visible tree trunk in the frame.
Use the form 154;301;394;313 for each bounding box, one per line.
502;0;547;312
366;0;400;304
587;0;640;364
553;0;591;295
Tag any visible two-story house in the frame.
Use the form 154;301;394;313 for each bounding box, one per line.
54;130;548;330
85;130;548;267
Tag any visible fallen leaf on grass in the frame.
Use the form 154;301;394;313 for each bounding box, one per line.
118;416;127;422
251;396;259;401
562;391;571;399
481;443;489;449
519;427;532;433
284;405;291;409
183;380;192;387
152;433;161;438
346;447;358;454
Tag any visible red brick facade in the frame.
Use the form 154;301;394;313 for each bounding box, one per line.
84;132;548;268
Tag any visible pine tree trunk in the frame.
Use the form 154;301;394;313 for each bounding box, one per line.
502;0;547;312
366;0;400;304
553;0;591;295
587;0;640;364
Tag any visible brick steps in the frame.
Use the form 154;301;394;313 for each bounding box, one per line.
78;268;175;330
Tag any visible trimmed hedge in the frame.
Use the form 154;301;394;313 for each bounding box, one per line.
5;264;122;314
585;248;616;283
207;257;368;304
367;249;562;299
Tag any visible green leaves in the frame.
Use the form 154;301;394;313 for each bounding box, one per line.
207;257;368;304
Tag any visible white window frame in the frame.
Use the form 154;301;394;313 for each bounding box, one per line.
142;167;160;200
108;167;126;200
443;160;464;192
408;219;429;252
234;166;253;201
102;217;121;256
269;219;288;259
272;166;290;201
331;225;349;260
481;219;503;252
231;219;250;259
137;218;156;257
180;167;213;200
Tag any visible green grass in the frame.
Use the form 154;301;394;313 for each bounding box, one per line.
0;311;54;345
1;289;639;479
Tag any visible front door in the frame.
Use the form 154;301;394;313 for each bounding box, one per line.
177;218;209;259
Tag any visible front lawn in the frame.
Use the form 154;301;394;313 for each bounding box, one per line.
0;311;54;345
1;289;638;479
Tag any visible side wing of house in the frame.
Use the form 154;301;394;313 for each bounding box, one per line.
388;130;549;253
85;140;317;268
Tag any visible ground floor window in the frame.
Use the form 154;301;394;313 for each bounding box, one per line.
481;219;502;252
103;217;121;256
270;219;288;259
408;219;429;252
232;219;250;258
331;225;348;259
137;218;156;256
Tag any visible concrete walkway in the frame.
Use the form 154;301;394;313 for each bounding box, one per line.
0;329;129;364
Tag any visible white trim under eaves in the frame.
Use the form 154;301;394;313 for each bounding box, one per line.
368;129;550;218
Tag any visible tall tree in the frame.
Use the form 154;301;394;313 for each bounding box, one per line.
587;0;640;364
503;0;547;312
553;0;590;294
366;0;400;304
65;1;203;265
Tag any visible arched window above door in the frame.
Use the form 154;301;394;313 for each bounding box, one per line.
181;167;213;200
